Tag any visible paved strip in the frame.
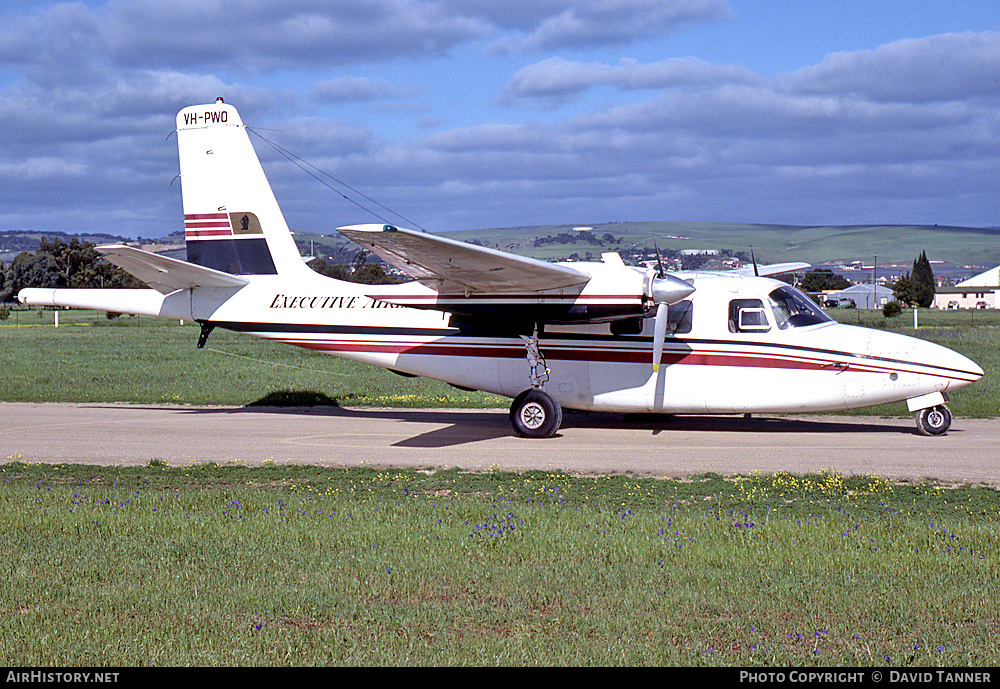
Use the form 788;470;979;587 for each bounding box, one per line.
3;402;999;485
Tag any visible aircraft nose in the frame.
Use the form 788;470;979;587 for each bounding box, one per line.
865;328;983;386
909;335;983;384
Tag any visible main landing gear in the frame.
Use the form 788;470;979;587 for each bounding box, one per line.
510;388;563;439
914;404;952;436
509;324;563;438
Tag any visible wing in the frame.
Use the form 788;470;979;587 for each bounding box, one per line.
336;224;589;293
98;244;250;294
733;262;811;277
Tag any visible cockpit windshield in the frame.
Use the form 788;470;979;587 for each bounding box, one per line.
768;285;833;330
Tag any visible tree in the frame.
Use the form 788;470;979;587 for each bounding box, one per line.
882;301;903;318
801;269;851;292
893;251;935;307
309;255;401;285
911;250;936;306
0;237;144;301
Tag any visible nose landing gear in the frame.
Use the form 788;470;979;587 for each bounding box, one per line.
914;404;952;436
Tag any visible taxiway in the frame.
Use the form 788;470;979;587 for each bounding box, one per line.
4;402;999;485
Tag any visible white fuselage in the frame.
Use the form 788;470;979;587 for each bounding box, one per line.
103;265;977;416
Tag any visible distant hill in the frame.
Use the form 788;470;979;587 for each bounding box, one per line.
4;222;998;275
0;230;136;255
444;222;1000;268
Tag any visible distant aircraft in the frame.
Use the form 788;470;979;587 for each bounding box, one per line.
19;100;983;438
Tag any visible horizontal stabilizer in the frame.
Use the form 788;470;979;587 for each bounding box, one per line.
98;244;250;294
17;288;177;318
337;224;590;293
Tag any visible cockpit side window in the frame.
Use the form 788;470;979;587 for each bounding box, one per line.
729;299;770;333
768;285;833;329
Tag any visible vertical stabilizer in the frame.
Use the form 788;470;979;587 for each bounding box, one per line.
176;100;307;277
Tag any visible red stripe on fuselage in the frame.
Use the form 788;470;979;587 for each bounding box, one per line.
217;322;977;383
271;339;903;377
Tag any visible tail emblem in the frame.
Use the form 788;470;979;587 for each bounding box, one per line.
184;211;275;275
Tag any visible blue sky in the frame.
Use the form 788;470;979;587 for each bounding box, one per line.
1;0;998;239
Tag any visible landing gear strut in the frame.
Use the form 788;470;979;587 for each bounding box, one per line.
510;324;562;438
914;404;952;436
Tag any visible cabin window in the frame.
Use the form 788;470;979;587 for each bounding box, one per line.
610;300;693;337
729;299;770;333
610;317;643;336
668;299;693;335
768;285;833;329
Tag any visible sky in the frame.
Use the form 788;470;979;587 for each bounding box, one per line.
1;0;999;240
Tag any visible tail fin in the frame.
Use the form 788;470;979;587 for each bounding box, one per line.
176;99;307;277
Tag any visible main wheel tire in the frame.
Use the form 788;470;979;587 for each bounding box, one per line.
915;405;952;436
509;389;563;438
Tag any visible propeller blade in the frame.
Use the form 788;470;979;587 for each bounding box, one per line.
653;236;665;277
652;302;668;372
643;269;693;372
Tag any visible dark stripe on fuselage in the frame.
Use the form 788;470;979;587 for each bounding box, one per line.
207;320;979;382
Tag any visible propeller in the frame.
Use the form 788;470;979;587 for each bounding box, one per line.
646;238;695;372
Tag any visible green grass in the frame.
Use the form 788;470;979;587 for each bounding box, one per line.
0;309;504;408
2;306;997;417
827;308;1000;418
1;463;997;666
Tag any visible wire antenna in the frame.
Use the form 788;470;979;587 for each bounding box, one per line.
247;127;429;233
748;232;759;277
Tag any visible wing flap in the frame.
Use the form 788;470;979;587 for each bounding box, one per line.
98;244;250;294
336;224;589;293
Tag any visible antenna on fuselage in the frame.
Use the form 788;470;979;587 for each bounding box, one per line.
748;233;759;277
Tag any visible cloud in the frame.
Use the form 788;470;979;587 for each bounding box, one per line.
414;31;1000;228
499;56;760;105
0;1;491;79
507;0;732;51
0;3;997;235
781;31;1000;104
0;0;733;80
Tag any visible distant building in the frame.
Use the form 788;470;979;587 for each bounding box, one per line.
830;284;895;310
956;266;1000;289
932;287;996;310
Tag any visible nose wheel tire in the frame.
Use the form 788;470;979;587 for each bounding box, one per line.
914;405;952;436
509;389;563;438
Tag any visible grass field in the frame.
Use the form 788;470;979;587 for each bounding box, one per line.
1;306;997;417
0;308;504;408
3;308;999;667
1;462;998;666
